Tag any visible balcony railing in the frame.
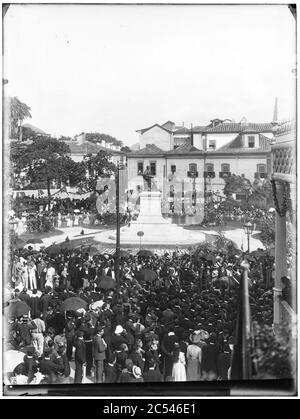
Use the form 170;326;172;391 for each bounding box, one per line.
187;171;198;178
219;172;231;178
204;171;215;178
254;172;267;179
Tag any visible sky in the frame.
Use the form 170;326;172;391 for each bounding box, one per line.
4;4;296;146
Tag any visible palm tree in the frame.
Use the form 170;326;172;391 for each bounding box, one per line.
9;96;32;140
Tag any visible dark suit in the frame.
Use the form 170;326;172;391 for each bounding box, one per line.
92;334;107;383
217;352;232;380
74;338;86;383
143;368;163;382
104;363;118;383
201;343;219;378
29;295;40;320
39;357;63;384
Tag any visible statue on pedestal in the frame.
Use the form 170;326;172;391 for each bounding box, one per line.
140;166;157;192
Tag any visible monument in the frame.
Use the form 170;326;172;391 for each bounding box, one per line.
108;187;205;246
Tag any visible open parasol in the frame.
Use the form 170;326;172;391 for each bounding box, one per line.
5;300;30;318
98;275;116;290
61;297;88;312
135;269;158;283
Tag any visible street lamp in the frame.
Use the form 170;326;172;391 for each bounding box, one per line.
243;221;255;253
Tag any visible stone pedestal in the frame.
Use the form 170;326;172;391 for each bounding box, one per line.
109;191;205;245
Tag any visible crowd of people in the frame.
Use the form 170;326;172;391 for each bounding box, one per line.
4;244;275;385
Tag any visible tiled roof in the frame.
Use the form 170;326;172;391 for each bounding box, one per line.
129;144;165;156
173;127;191;135
136;124;172;134
205;122;274;133
192;126;207;133
167;144;201;154
215;133;271;153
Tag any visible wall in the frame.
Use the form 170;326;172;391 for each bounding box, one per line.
139;126;173;151
204;155;268;194
205;132;238;150
193;133;204;150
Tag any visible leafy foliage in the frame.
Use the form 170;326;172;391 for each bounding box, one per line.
82;151;116;192
252;323;296;379
85;132;122;147
223;174;252;197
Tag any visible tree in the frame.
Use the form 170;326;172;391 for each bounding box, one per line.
82;150;116;192
84;132;123;147
9;97;32;139
223;174;252;198
10;137;79;206
121;145;131;153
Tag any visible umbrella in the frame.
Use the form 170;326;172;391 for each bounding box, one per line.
26;238;44;244
74;209;81;213
135;269;158;283
6;300;30;318
137;249;154;257
111;249;131;258
60;241;76;250
61;297;88;312
45;244;61;255
98;275;116;290
81;246;99;256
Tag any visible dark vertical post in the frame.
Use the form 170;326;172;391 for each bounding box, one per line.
115;163;120;290
231;261;252;380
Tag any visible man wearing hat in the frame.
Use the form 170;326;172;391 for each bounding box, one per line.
92;325;107;383
201;332;219;380
54;343;71;384
39;348;64;384
74;329;86;384
110;325;129;351
104;353;118;383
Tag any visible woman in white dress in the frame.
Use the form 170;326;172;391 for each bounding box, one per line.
45;264;56;289
57;212;62;228
28;260;37;290
73;213;79;226
186;332;202;381
66;213;72;228
21;263;29;290
171;343;187;382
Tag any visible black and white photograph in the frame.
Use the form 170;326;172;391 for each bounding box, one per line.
2;2;297;397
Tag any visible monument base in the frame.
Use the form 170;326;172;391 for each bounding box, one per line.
109;191;205;245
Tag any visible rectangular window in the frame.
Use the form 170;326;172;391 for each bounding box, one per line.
221;163;230;172
248;136;255;148
189;163;197;172
206;163;214;172
137;162;143;174
209;140;216;150
257;164;266;173
150;162;156;176
171;165;176;174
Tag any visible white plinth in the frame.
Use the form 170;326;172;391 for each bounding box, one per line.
109;191;205;245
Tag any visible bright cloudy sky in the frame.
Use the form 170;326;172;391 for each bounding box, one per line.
4;3;296;145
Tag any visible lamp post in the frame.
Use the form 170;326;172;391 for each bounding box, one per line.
243;221;255;253
115;161;125;290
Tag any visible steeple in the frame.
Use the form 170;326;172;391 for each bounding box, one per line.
272;97;278;125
